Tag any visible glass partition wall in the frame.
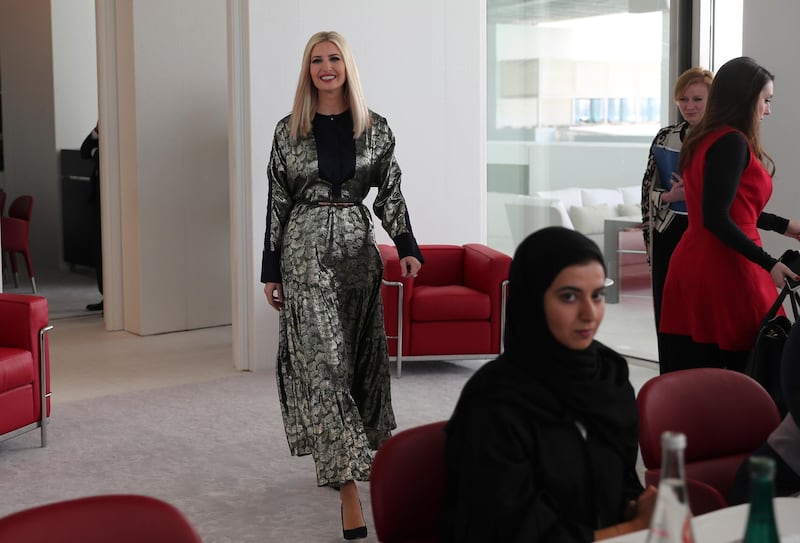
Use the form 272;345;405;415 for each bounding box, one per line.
485;0;743;361
486;1;672;255
486;0;675;361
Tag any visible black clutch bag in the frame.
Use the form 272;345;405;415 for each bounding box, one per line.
745;249;800;417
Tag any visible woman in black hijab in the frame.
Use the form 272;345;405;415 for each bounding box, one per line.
440;227;656;542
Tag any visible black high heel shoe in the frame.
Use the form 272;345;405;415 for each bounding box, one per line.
341;500;368;540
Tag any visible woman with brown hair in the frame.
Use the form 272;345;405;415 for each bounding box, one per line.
660;57;800;373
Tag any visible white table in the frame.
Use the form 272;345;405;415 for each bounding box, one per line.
605;497;800;543
603;216;645;303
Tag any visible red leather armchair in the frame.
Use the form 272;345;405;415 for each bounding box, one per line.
379;244;511;377
0;294;52;447
637;368;781;514
0;494;202;542
371;421;447;543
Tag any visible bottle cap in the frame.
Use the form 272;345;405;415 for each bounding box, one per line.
661;431;686;449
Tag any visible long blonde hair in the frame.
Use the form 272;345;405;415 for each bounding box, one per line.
289;31;371;140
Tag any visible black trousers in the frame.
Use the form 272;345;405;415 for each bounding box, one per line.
659;333;749;374
651;213;688;371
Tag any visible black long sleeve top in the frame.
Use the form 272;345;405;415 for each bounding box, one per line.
702;132;788;271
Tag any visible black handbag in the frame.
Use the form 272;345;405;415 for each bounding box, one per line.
745;250;800;417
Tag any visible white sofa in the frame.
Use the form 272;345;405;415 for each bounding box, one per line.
504;185;642;250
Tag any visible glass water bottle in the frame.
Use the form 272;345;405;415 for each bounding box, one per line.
645;431;695;543
742;456;780;543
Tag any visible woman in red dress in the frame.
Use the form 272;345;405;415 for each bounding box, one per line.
660;57;800;372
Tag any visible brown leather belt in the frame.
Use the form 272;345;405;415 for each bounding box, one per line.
316;202;357;208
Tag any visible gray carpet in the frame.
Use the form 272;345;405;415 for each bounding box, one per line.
0;361;484;542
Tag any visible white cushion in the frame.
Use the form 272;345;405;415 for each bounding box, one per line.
535;187;583;211
568;203;615;235
619;185;641;206
617;203;641;218
581;188;623;208
537;197;573;230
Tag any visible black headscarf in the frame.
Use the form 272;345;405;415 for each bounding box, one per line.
456;227;638;476
443;228;642;539
501;227;638;457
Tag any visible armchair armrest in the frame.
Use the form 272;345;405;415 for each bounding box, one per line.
0;294;48;352
462;244;512;295
0;294;52;443
462;244;512;354
378;245;415;358
378;244;415;289
378;244;401;282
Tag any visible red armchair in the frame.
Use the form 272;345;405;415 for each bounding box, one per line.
0;293;52;447
0;494;202;542
379;244;511;377
1;195;37;293
370;421;447;543
637;368;781;514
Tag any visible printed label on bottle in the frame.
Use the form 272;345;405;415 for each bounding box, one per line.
646;479;695;543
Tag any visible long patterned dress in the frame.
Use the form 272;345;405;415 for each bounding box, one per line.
260;110;420;486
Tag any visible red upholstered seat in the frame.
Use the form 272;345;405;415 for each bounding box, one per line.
379;244;511;376
637;368;781;515
0;293;52;446
0;494;202;543
371;421;447;543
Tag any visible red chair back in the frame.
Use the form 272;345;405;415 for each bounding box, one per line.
414;246;465;286
8;195;33;221
637;368;780;512
1;195;36;291
371;421;447;543
0;494;202;543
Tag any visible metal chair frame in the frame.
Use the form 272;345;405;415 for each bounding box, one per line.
0;323;54;447
382;278;509;377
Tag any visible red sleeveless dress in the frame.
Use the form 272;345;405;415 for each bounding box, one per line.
660;127;778;352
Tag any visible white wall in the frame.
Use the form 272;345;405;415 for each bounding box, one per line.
0;0;60;268
113;0;231;335
246;0;486;370
51;0;97;151
743;1;800;260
